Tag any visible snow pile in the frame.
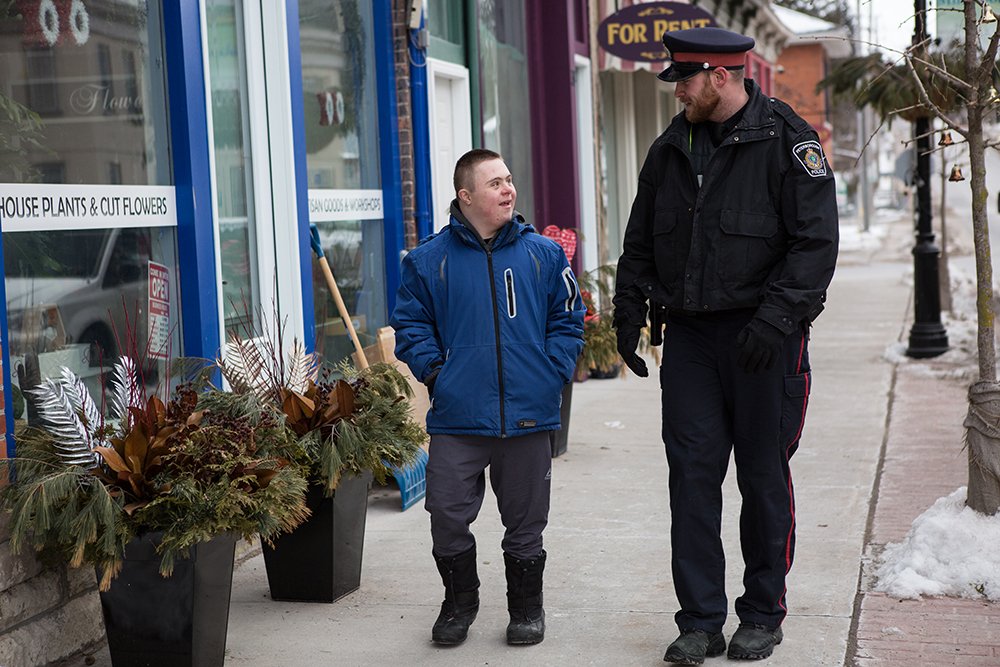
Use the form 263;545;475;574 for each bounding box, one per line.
881;263;981;379
875;487;1000;600
839;222;887;253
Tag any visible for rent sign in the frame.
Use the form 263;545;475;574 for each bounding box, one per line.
598;2;717;62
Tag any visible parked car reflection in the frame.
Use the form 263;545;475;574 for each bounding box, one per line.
4;227;151;364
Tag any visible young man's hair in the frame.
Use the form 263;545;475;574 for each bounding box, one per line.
454;148;502;194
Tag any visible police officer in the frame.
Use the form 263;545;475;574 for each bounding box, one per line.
612;27;838;664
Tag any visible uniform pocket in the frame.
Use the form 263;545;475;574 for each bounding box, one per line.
779;371;811;457
717;210;782;287
652;209;689;286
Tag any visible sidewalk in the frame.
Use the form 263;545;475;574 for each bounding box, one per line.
66;213;988;666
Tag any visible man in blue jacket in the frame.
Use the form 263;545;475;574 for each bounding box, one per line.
391;148;585;647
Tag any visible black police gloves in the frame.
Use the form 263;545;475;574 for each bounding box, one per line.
616;325;648;377
735;319;787;373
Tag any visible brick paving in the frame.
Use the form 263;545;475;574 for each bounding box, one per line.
849;366;1000;666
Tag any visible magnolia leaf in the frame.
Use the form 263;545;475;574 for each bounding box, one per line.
93;446;131;474
253;468;279;488
122;501;148;516
123;426;149;467
281;392;306;425
333;380;356;419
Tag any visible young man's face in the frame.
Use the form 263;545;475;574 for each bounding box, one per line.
459;158;517;236
674;70;722;123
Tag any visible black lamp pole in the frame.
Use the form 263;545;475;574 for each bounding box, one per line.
906;0;949;358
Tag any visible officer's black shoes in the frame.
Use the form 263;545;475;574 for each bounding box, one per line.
663;629;726;664
432;546;480;645
504;550;546;645
726;623;783;660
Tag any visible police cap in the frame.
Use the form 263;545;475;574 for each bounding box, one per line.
658;27;755;83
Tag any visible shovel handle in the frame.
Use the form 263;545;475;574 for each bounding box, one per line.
310;224;369;369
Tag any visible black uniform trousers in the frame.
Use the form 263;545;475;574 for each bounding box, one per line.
660;309;811;632
425;432;552;560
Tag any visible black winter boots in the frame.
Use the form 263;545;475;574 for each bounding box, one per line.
504;550;546;645
432;546;480;645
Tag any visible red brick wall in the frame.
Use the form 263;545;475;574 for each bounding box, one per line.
775;43;833;157
775;44;827;127
392;0;418;249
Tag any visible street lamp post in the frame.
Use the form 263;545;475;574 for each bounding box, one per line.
906;0;949;358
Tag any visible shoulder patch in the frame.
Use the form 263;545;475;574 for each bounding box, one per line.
792;140;828;178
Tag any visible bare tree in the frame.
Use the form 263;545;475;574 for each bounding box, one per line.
823;1;1000;514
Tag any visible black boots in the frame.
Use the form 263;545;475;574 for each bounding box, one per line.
504;550;546;645
432;547;545;646
432;546;480;645
727;623;783;660
663;629;726;664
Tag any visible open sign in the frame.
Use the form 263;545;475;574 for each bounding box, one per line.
598;2;717;63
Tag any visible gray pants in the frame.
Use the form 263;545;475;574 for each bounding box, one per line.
425;432;552;560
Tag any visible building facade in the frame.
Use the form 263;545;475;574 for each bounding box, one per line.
593;0;788;268
0;1;597;662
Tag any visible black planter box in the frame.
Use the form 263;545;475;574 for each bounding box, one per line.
261;471;372;602
98;532;236;667
550;382;573;457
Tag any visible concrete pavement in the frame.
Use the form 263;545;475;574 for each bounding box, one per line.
66;213;942;666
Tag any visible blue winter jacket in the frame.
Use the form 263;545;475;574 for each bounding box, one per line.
390;208;585;438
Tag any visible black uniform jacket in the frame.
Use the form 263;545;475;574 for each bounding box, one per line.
613;79;839;336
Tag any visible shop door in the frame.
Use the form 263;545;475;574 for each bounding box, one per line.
574;55;598;274
428;59;472;232
204;0;303;342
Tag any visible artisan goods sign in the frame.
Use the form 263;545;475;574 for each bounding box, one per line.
308;189;384;223
598;2;717;62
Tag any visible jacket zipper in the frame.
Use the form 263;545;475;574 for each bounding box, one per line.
486;248;507;437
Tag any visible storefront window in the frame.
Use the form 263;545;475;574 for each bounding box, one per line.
0;1;180;424
206;0;260;335
297;0;386;368
477;0;534;217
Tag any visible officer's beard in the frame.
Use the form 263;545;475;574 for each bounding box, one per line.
683;84;721;124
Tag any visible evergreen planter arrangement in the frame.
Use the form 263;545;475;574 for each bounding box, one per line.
99;532;236;667
0;358;310;667
261;471;371;602
215;329;425;603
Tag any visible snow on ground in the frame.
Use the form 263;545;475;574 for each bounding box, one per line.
877;257;1000;600
875;488;1000;600
839;218;888;254
882;262;982;381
